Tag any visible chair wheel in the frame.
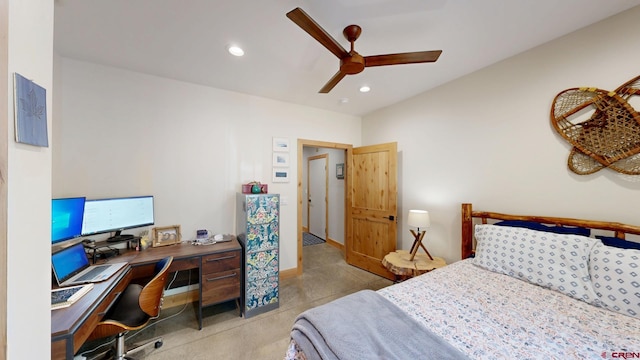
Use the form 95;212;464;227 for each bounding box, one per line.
154;340;163;349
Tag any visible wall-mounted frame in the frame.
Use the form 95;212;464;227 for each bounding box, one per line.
336;163;344;179
273;137;290;152
14;73;48;147
273;152;290;167
272;168;290;183
152;225;181;247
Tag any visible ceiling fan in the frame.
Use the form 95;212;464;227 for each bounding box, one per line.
286;7;442;93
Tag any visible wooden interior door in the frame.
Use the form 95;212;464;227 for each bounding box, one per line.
346;142;397;280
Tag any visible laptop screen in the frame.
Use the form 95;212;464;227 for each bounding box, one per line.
52;243;90;283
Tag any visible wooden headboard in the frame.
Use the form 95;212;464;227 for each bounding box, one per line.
461;203;640;259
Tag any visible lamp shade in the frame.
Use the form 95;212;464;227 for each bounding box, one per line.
407;210;430;228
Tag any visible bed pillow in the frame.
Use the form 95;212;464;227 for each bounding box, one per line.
494;220;591;237
595;235;640;250
589;241;640;319
474;224;598;303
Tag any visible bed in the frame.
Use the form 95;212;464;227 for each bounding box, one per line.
284;203;640;360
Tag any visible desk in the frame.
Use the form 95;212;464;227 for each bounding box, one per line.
51;240;242;360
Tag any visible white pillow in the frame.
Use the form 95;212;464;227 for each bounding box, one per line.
474;224;598;303
589;241;640;319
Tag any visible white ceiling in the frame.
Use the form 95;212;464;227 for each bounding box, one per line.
54;0;640;116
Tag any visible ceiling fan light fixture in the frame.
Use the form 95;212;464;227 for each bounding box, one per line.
359;85;371;93
227;45;245;57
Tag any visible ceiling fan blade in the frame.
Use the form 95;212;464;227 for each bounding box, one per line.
365;50;442;67
319;71;347;93
287;7;349;59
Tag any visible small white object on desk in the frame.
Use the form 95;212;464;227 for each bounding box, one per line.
191;234;234;245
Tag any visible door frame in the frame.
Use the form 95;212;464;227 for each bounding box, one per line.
0;0;8;355
296;139;352;275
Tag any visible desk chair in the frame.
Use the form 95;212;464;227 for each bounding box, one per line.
88;256;173;360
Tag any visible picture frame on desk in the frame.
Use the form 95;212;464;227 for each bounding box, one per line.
152;225;181;247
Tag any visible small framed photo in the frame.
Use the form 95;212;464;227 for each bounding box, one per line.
152;225;181;247
273;152;290;167
272;168;290;182
336;163;345;179
272;137;290;152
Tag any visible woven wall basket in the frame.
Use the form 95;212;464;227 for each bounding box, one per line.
550;75;640;175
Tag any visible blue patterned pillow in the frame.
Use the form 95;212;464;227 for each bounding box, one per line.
589;241;640;319
474;224;598;303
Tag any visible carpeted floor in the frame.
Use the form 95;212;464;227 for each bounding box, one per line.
303;232;325;246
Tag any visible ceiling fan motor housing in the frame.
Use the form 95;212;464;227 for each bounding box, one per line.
341;52;365;74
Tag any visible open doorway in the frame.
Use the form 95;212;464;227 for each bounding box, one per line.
307;153;328;241
296;139;350;275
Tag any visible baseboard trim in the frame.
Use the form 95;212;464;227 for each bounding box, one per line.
280;267;297;280
326;238;344;251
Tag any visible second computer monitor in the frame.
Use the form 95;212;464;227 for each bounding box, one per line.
81;195;154;242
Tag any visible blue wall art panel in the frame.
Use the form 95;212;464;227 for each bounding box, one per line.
14;73;48;147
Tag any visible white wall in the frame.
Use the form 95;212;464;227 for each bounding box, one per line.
363;6;640;263
53;58;361;271
7;0;53;358
302;147;345;244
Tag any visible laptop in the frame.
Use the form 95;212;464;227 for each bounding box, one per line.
52;243;128;287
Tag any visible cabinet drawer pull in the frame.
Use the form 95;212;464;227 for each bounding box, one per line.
206;273;237;282
206;255;236;262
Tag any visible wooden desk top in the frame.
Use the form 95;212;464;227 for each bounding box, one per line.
113;240;241;265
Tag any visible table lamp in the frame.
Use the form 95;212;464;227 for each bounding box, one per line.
407;210;433;261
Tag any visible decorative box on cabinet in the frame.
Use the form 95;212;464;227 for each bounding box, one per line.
236;193;279;318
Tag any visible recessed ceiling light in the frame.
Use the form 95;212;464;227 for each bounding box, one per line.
359;85;371;93
339;98;349;104
227;45;244;57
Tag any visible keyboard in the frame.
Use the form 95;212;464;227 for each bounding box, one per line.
51;284;94;310
76;265;110;282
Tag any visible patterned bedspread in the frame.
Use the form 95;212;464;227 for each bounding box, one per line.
378;259;640;360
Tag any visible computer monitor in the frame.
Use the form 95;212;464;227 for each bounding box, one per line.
51;197;86;244
81;195;154;242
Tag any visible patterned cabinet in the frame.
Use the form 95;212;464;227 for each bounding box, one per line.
236;193;279;318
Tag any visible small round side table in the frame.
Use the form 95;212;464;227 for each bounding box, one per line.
382;250;446;282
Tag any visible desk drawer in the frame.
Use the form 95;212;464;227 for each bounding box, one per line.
202;250;240;273
201;269;241;306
